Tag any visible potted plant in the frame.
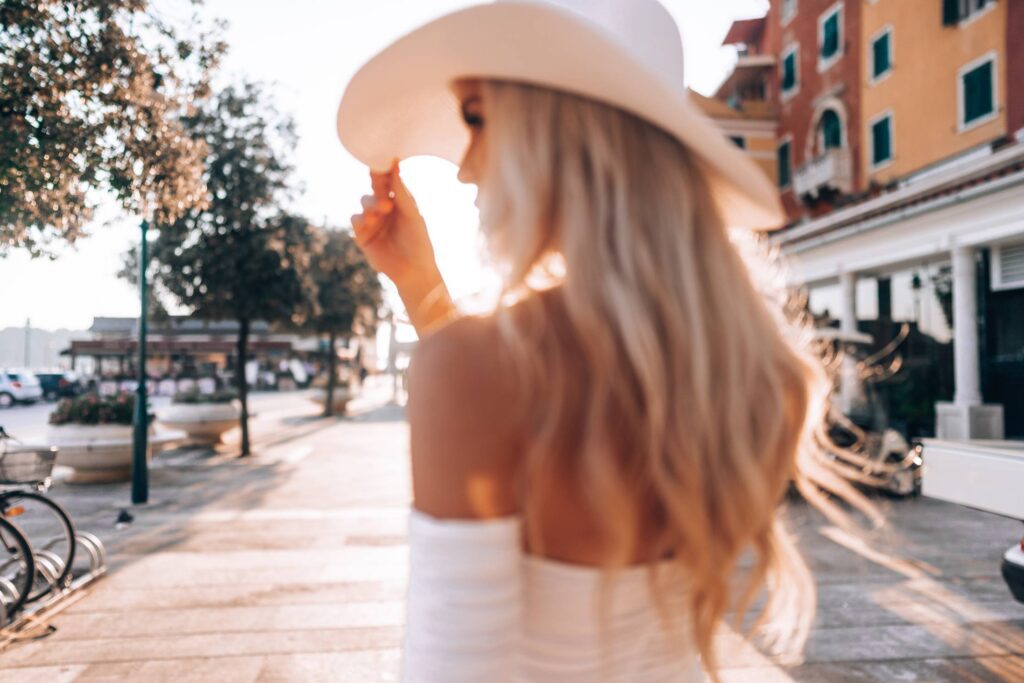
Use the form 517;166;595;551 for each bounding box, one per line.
309;372;354;414
46;391;153;483
157;388;240;445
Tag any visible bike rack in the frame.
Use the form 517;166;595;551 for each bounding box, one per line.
0;531;108;646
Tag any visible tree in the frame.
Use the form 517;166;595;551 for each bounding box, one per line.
0;0;226;256
126;83;318;456
297;226;383;417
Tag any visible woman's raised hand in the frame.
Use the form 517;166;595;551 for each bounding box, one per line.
352;160;438;289
351;160;456;334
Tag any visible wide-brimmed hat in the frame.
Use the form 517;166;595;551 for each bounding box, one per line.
336;0;785;230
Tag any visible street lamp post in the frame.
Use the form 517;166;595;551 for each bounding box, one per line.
131;219;150;505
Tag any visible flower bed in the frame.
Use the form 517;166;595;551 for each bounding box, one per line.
47;392;153;483
156;389;240;445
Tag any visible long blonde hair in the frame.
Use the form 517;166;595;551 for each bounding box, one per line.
471;79;873;680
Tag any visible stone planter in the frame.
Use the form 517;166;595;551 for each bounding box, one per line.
46;423;153;484
157;401;240;445
310;387;354;414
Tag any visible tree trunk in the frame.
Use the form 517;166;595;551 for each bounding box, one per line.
325;330;338;418
237;317;251;456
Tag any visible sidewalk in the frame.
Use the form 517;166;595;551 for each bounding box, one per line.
0;387;411;681
0;387;1022;682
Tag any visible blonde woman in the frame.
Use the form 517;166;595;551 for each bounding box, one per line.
339;1;865;681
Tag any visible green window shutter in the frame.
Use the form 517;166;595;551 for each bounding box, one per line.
729;135;746;149
821;110;842;149
821;13;839;59
782;52;796;91
778;141;792;187
943;0;961;25
872;32;891;78
872;116;892;165
963;60;994;124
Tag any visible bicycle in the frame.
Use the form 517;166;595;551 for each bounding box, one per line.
0;427;75;604
0;516;34;622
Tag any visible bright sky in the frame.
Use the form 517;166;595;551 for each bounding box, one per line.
1;0;769;332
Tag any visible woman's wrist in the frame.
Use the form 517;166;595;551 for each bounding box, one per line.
395;266;457;335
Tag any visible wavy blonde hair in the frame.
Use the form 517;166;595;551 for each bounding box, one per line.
465;80;877;680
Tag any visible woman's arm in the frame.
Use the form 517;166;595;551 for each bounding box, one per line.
351;162;458;337
401;317;524;681
393;265;457;337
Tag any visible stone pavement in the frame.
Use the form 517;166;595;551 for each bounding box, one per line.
0;388;1022;682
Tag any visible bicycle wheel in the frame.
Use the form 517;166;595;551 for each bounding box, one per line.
0;516;33;620
0;491;75;603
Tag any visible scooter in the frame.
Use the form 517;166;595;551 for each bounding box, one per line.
815;325;923;498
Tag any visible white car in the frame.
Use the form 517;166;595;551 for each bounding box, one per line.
1004;539;1024;604
0;369;44;408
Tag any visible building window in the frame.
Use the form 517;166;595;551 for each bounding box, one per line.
943;0;995;26
778;140;792;188
781;45;799;98
782;0;797;25
959;53;997;130
871;27;892;82
818;3;843;71
729;135;746;149
871;112;894;168
820;109;843;149
819;109;843;150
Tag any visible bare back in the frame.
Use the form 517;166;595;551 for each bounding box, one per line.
410;287;670;568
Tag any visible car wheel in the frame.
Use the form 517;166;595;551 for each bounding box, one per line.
0;392;13;408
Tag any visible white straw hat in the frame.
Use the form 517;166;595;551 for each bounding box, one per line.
336;0;785;230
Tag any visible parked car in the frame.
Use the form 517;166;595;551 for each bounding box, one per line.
922;440;1024;607
1004;536;1024;604
0;369;44;408
35;371;85;402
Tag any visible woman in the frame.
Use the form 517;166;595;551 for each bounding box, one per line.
338;1;866;680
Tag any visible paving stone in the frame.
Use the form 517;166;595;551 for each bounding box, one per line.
784;654;1024;682
64;581;407;614
49;602;405;640
0;664;87;682
77;657;264;683
257;650;401;682
1;390;1022;681
0;627;403;667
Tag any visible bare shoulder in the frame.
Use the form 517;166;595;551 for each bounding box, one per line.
406;314;523;520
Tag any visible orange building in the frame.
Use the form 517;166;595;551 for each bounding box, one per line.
691;90;778;185
709;16;782;189
714;1;1024;441
861;0;1009;187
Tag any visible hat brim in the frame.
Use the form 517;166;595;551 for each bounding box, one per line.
337;2;785;231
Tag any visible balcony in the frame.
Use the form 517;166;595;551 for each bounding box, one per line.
794;148;853;199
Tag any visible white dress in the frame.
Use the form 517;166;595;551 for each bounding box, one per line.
401;509;708;682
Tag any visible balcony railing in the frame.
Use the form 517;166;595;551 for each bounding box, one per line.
794;147;853;199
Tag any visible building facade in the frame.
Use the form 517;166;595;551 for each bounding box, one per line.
860;0;1008;188
711;17;781;184
692;90;779;184
715;0;1024;440
770;0;864;220
65;317;295;386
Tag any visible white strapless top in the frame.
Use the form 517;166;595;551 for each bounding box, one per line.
402;509;707;682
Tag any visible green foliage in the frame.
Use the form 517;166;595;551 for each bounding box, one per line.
171;388;237;404
136;82;318;328
118;81;318;454
48;391;143;426
301;226;383;338
0;0;226;255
